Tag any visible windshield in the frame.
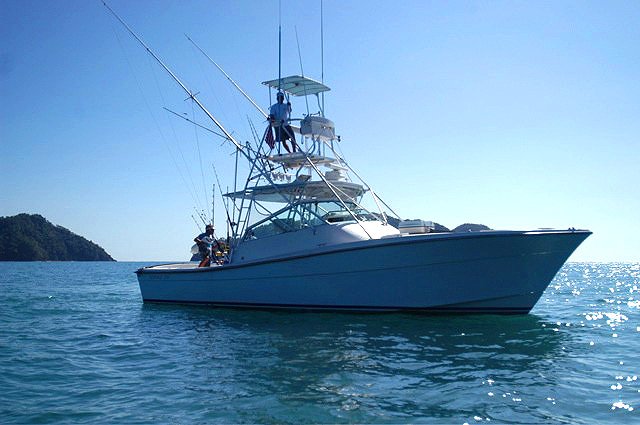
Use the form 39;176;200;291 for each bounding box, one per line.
244;201;378;241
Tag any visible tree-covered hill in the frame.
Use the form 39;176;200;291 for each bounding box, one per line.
452;223;492;232
0;214;115;261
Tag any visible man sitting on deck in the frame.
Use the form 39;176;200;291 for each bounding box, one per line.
194;224;215;267
269;91;297;153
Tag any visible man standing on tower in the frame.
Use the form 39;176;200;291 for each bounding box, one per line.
269;91;297;153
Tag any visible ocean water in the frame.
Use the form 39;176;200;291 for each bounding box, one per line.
0;262;638;424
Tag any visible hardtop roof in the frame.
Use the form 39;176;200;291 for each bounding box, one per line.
262;75;330;97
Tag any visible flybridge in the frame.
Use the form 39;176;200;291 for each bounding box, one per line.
264;75;336;140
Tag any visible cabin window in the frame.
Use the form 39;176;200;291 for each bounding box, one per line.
244;201;376;241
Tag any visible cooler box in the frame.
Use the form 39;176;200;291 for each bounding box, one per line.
300;116;335;140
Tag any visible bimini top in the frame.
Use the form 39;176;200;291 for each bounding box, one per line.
262;75;330;97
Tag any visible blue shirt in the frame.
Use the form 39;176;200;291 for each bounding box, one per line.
270;101;291;126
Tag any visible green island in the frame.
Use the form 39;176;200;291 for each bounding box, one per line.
0;214;114;261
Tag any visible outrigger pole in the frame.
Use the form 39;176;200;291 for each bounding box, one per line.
102;1;244;153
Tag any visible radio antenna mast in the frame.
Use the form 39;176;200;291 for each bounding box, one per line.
278;0;282;93
320;0;325;115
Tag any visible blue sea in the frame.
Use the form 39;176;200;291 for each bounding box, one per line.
1;262;638;424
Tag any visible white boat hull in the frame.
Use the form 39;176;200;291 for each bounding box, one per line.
136;229;590;314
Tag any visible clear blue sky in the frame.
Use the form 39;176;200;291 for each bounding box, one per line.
1;0;639;261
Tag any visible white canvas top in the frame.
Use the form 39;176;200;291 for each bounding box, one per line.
262;75;330;97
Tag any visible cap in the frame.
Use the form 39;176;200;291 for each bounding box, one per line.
206;224;214;230
277;91;284;98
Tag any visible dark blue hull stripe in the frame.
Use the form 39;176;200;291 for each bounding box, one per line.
142;299;531;314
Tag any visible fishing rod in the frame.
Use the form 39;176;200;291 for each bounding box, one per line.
193;207;208;226
191;214;202;231
211;163;236;238
225;185;231;243
185;35;268;119
207;192;228;264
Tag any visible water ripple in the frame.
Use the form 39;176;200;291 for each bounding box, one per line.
0;262;639;423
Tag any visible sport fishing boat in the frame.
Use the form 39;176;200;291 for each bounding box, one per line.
106;4;591;314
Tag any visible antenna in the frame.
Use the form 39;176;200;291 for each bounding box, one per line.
320;0;325;115
278;0;282;93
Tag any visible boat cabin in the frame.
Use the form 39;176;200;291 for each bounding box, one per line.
232;200;399;263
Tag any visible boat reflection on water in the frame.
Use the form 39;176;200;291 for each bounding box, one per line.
138;304;568;420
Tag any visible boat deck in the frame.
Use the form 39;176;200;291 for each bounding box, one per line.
143;262;224;271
